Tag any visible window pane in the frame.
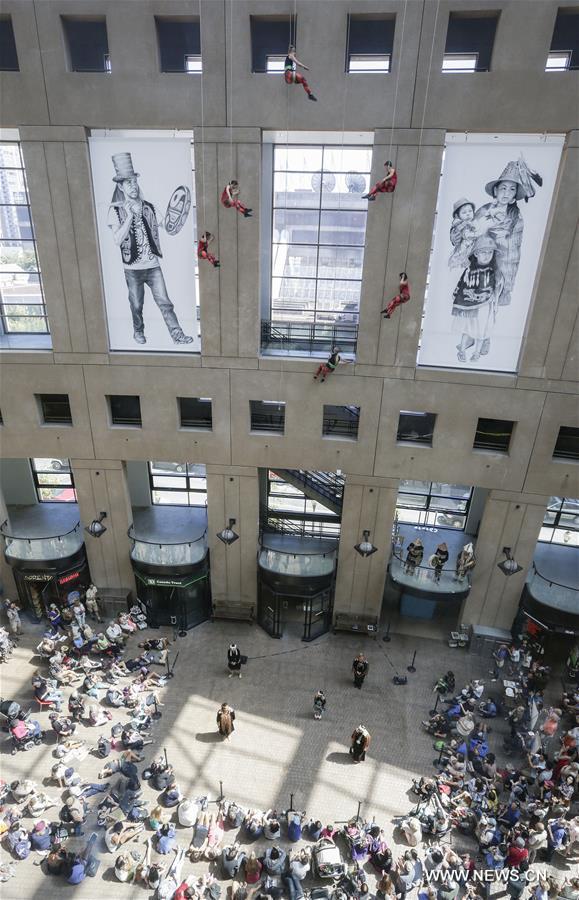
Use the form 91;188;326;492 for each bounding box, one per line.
429;496;468;512
0;171;27;205
317;246;364;280
3;310;47;333
188;477;206;492
323;146;373;172
320;175;369;209
0;206;32;239
552;528;579;546
33;457;71;473
399;479;430;494
188;491;207;506
37;472;73;487
316;280;361;310
319;210;367;245
543;511;556;525
186;463;207;478
430;483;471;499
150;460;186;474
272;244;317;278
0;144;22;168
272;276;316;308
152;474;186;490
152;489;190;505
273;209;319;244
396;493;428;509
274;147;323;172
38;486;77;502
561;498;579;515
0;239;39;271
273;172;320;208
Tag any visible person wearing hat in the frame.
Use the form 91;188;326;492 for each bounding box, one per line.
455;543;476;581
29;820;52;852
362;160;397;200
107;151;193;346
451;234;503;363
404;537;424;575
382;273;410;319
350;725;371;762
449;197;478;270
430;542;449;582
227;642;242;678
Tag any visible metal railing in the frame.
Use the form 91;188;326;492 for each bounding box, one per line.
0;519;83;561
527;562;578;613
260;507;341;540
261;319;358;354
275;470;345;509
389;548;472;595
127;524;208;568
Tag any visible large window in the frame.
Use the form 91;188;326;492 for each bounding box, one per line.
62;17;110;73
31;458;77;503
265;470;341;538
396;480;473;530
539;496;579;546
149;461;207;507
269;142;371;326
0;142;49;334
155;18;201;73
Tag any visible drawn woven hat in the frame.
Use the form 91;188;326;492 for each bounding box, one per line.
452;197;475;215
112;152;140;183
485;161;526;200
473;234;497;253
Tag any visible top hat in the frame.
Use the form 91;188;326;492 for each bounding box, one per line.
112;152;140;183
452;197;475;216
485;161;526;200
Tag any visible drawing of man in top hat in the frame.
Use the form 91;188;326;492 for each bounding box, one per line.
107;152;193;346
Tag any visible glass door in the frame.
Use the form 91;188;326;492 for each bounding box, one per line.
179;576;211;629
257;582;283;639
302;589;332;642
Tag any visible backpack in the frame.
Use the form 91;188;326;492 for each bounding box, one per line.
14;840;30;860
97;737;111;758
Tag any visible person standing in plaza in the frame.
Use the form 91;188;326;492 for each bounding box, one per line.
352;652;369;690
227;643;242;678
5;601;22;636
350;725;371;763
217;703;236;739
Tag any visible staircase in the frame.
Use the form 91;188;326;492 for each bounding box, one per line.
271;469;345;515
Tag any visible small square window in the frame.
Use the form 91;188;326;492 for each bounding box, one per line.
62;17;110;73
155;18;202;73
37;394;72;426
250;16;294;73
443;11;499;73
0;17;19;71
108;395;142;427
473;418;514;453
397;411;436;446
553;426;579;461
250;400;285;434
179;397;212;430
548;10;579;71
322;405;359;440
346;15;394;74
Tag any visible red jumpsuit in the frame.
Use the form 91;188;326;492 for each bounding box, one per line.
382;281;410;318
220;187;249;216
197;239;219;267
367;170;397;198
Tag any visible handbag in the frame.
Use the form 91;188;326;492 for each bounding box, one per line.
240;655;248;665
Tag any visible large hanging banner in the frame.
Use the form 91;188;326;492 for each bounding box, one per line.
418;134;564;373
89;135;199;353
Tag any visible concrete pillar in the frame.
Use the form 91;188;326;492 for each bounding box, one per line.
461;490;550;631
334;475;399;619
0;488;17;601
70;459;135;595
206;466;259;608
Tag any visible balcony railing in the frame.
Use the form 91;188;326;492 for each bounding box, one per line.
527;562;579;616
259;538;337;578
389;551;472;595
261;320;358;355
128;525;208;568
0;520;83;561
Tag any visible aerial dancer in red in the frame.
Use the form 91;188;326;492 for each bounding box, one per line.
197;232;220;268
220;181;252;218
362;161;397;200
382;273;410;319
284;45;317;101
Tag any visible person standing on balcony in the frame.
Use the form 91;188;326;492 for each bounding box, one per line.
430;543;449;583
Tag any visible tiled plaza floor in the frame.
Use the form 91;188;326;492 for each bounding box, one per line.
0;617;573;899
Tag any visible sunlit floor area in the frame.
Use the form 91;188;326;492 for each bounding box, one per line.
0;619;569;898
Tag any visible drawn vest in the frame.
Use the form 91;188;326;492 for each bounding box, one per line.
116;201;162;266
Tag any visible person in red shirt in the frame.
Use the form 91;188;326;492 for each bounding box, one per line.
506;837;529;868
221;181;252;218
382;273;410;319
362;161;397;200
197;232;220;268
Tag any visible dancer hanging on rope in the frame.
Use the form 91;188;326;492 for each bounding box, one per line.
197;232;220;268
313;347;341;383
220;181;252;218
284;45;317;101
382;273;410;319
362;161;397;200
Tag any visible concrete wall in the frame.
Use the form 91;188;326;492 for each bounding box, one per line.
0;459;37;506
126;461;152;508
0;0;577;624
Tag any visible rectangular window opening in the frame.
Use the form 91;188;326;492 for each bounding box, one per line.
250;400;285;434
346;15;394;74
178;396;213;430
37;394;72;426
443;11;499;72
149;461;207;507
31;457;77;503
473;417;514;453
0;17;19;71
397;411;436;446
108;394;142;427
251;16;295;73
553;425;579;461
396;480;472;531
155;18;202;73
348;54;390;73
61;17;110;73
322;404;360;439
549;10;579;70
540;495;579;545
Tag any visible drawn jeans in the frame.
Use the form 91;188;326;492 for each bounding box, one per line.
124;266;180;336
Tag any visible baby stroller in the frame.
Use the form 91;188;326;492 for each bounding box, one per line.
0;700;30;732
9;718;44;754
313;838;346;879
341;821;371;862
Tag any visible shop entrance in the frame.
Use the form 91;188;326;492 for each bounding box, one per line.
11;556;91;621
135;571;211;631
257;579;333;641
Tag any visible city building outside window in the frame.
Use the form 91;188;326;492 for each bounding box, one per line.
539;496;579;546
148;461;207;507
396;480;473;530
0;141;49;335
31;457;77;503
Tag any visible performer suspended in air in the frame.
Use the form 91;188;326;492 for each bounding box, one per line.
362;161;397;200
382;273;410;319
220;181;252;218
197;232;220;268
284;46;317;101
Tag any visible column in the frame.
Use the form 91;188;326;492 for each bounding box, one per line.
70;459;135;595
0;487;17;600
461;490;550;631
334;475;399;619
206;465;259;609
